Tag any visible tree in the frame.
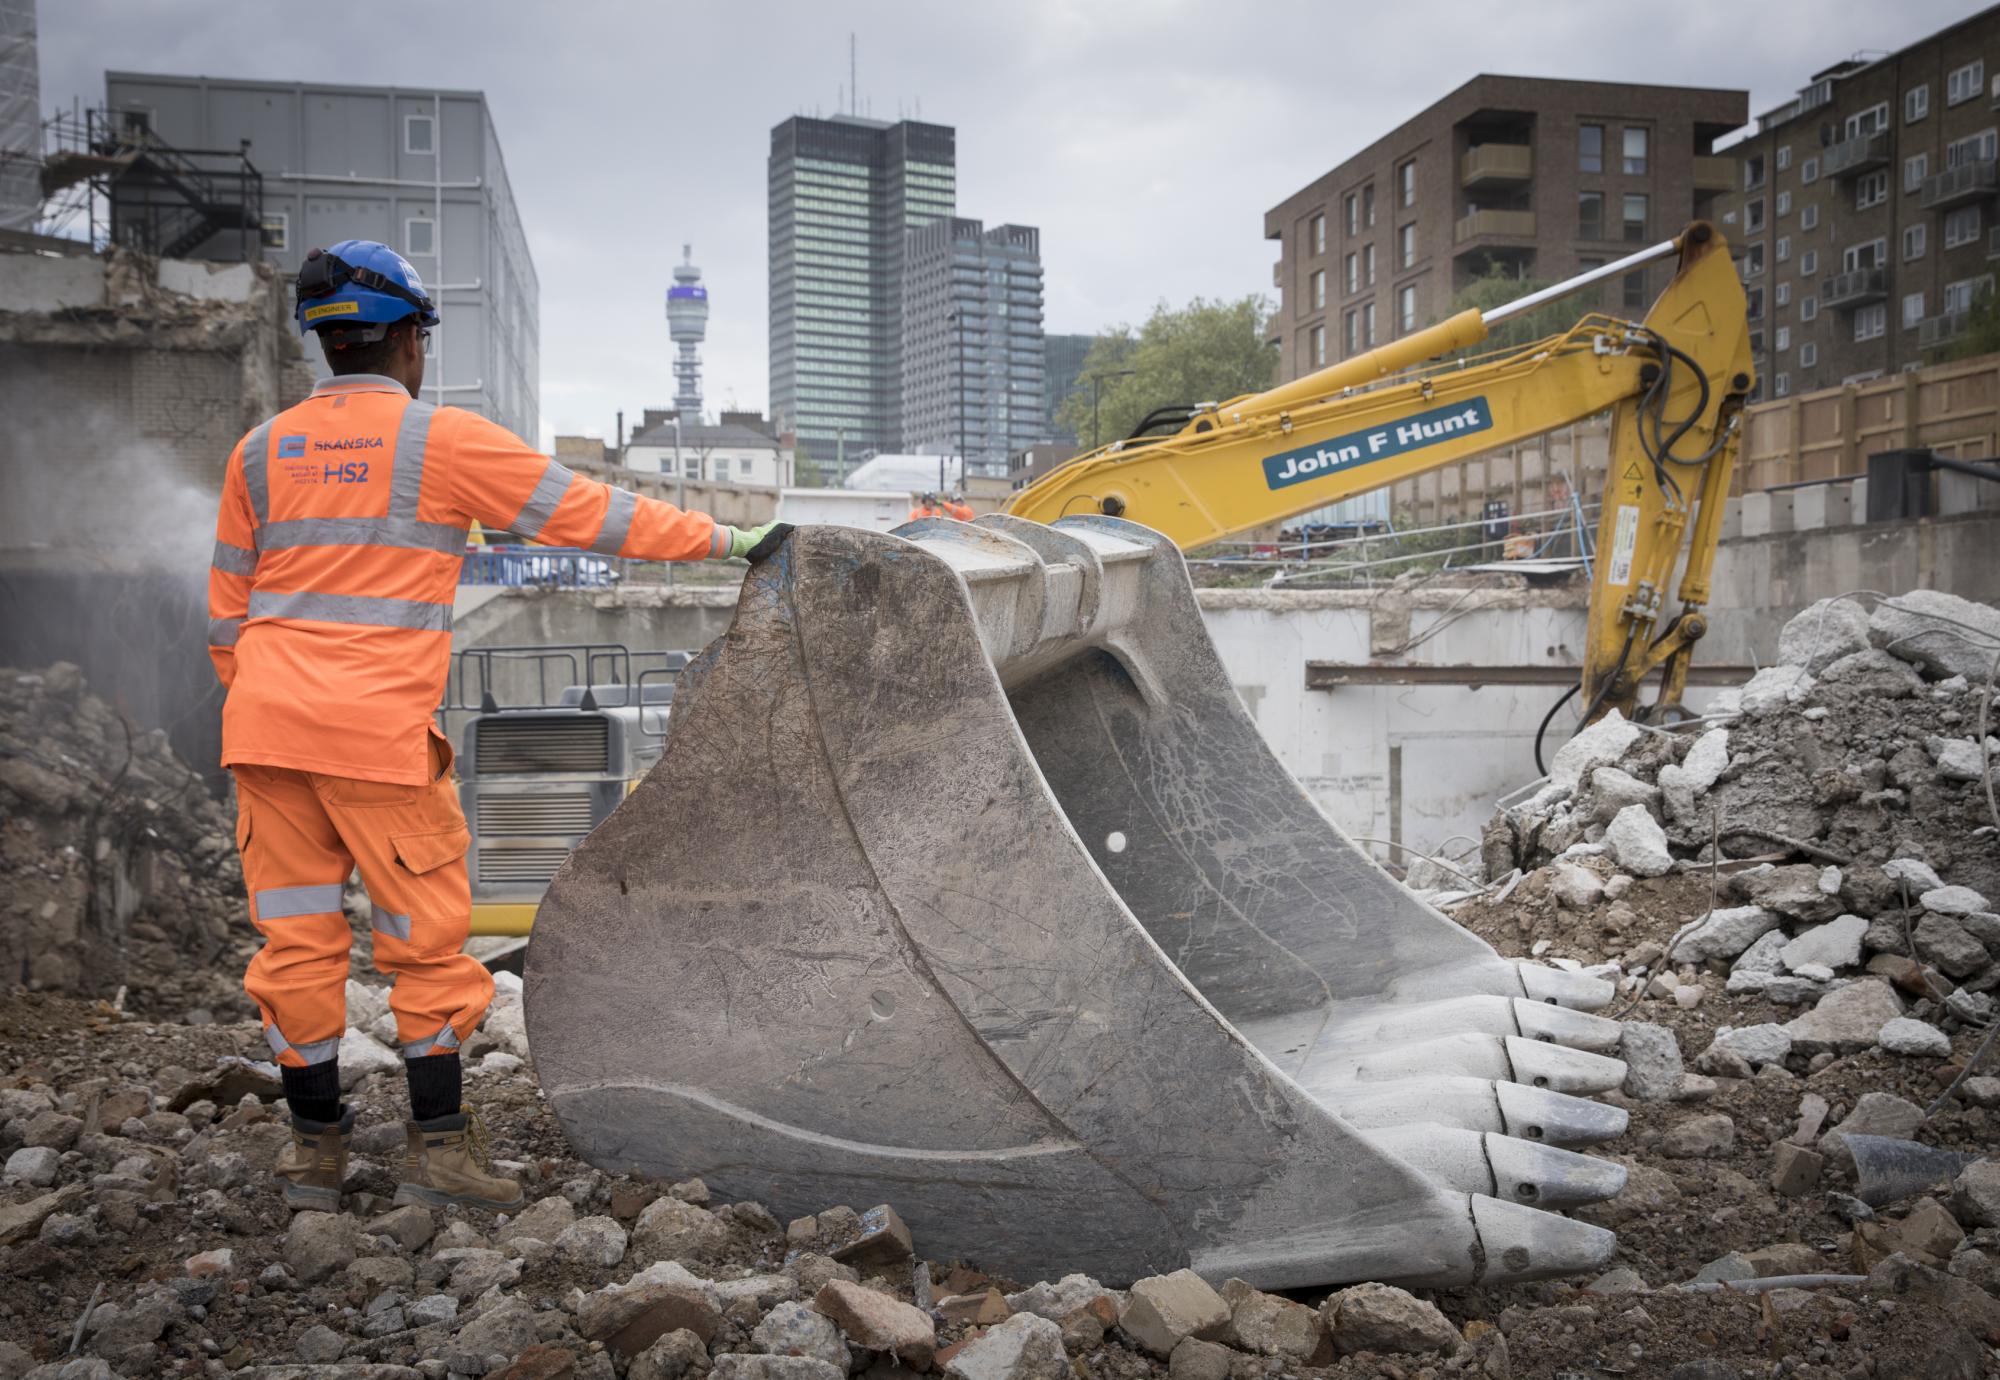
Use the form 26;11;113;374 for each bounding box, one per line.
1055;296;1277;449
1938;285;2000;362
1445;265;1578;357
791;440;827;489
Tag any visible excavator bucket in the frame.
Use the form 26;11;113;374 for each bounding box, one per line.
524;517;1632;1290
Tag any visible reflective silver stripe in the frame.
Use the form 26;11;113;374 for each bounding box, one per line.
265;1024;340;1065
590;486;638;556
388;398;438;519
509;460;575;540
256;883;347;920
242;420;274;525
248;590;452;632
208;617;243;647
403;1024;462;1059
257;516;467;554
212;540;258;575
370;906;412;942
708;524;729;559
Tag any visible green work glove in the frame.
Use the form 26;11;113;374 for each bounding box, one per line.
724;521;795;564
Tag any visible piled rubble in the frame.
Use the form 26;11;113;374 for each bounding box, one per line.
0;977;1989;1380
1471;588;2000;1066
0;664;254;1018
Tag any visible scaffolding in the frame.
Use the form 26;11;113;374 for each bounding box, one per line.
38;105;264;261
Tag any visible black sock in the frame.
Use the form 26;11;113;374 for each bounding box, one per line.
281;1061;343;1126
406;1052;463;1123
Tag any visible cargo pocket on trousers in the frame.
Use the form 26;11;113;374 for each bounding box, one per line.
390;821;472;877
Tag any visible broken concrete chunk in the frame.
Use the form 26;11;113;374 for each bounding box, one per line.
1737;665;1815;717
812;1279;935;1368
1583;766;1659;824
712;1357;843;1380
1746;865;1845;923
1604;804;1673;878
1619;1022;1684;1101
1951;1161;2000;1229
1869;589;2000;681
1549;860;1606;909
1217;1278;1325;1362
631;1195;731;1262
1883;856;1947;894
1920;885;1992;917
1778;914;1868;971
944;1312;1070;1380
1771;1142;1823;1198
1876;1017;1952;1058
1321;1281;1463;1357
1166;1336;1233;1380
1003;1274;1105;1322
1117;1269;1229;1358
827;1203;913;1269
1707;1023;1791;1068
1818;1091;1926;1169
1672;906;1780;964
1925;736;1986;783
1913;912;1990;979
1660;1113;1735;1158
581;1282;721;1356
1778;598;1873;673
1782;980;1905;1058
1550;709;1643;791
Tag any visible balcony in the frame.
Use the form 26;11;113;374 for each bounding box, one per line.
1460;144;1532;188
1918;311;1969;348
1823;130;1892;179
1692;155;1738;193
1821;267;1888;309
1920;159;1999;210
1455;209;1536;243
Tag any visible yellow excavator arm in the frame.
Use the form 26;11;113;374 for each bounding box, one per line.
1004;222;1755;723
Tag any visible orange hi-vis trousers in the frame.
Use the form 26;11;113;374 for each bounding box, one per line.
233;729;491;1068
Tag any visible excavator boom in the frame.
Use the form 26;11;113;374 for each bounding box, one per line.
1004;222;1754;720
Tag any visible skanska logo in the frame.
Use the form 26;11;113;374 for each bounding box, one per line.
277;434;307;458
313;436;384;452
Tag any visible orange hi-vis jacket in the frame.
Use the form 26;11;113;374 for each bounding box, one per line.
209;374;724;785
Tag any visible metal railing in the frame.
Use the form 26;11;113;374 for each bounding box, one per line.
458;544;752;590
39;106;264;260
1188;500;1600;588
1822;130;1892;179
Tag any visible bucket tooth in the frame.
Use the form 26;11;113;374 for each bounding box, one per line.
1516;963;1615;1009
1297;1032;1625;1094
1461;1195;1618;1286
1481;1134;1629;1207
526;520;1634;1289
1502;1036;1628;1095
1510;1000;1625;1052
1315;995;1623;1055
1361;1126;1628;1208
1494;1081;1632;1144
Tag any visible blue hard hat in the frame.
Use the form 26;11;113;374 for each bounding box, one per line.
294;239;440;337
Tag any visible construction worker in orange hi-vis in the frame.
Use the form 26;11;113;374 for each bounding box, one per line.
940;493;976;522
207;241;794;1213
909;491;943;521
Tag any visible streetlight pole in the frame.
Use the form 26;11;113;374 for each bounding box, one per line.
671;413;684;513
1087;367;1137;450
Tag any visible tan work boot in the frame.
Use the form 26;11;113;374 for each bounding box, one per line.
393;1106;524;1210
275;1109;354;1212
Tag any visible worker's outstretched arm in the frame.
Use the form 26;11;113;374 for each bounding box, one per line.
444;410;788;562
207;436;258;686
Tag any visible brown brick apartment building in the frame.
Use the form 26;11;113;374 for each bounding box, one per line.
1264;75;1747;383
1718;6;2000;398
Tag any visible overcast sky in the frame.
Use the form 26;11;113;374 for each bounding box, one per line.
36;0;1980;449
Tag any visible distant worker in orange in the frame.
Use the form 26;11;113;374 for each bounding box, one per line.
206;240;793;1213
909;491;943;521
940;492;976;522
